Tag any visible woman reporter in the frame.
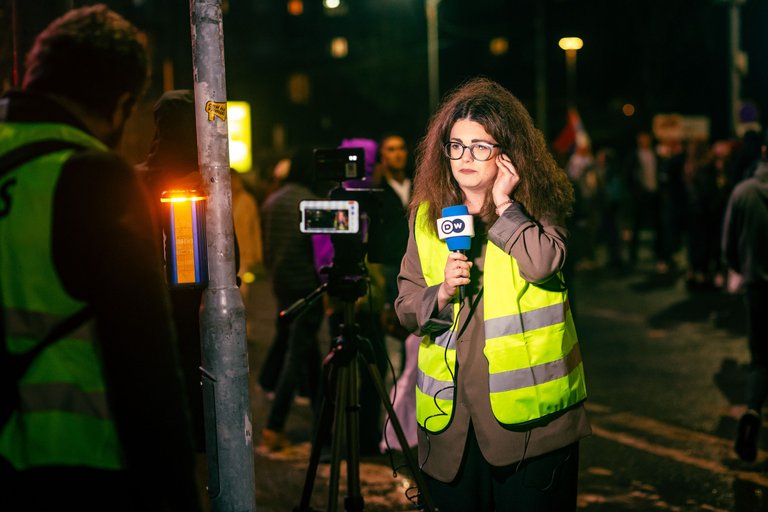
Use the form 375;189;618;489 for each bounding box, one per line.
395;77;591;511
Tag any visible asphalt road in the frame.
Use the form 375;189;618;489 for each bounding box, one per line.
234;252;760;511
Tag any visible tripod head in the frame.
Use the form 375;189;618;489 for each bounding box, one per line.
278;239;367;325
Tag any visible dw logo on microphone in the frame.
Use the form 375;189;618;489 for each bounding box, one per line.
441;218;465;235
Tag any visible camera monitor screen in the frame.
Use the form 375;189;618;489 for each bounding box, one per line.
314;148;365;182
299;200;360;234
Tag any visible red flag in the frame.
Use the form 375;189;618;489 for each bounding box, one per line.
552;108;587;155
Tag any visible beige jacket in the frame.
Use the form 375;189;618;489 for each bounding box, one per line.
395;202;592;482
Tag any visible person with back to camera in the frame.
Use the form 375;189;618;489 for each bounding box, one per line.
0;5;202;512
395;77;591;511
723;129;768;464
136;89;208;457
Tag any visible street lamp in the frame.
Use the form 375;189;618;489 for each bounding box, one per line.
558;36;583;107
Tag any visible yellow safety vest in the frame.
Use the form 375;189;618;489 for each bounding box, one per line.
0;121;124;470
413;202;587;433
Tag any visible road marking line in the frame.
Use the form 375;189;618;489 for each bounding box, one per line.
588;405;768;488
584;308;645;324
598;411;731;448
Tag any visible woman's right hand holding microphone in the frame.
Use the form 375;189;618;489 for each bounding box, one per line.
437;251;472;310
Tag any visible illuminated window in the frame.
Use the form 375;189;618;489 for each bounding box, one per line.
330;37;348;59
288;73;311;104
227;101;252;172
489;37;508;56
287;0;303;15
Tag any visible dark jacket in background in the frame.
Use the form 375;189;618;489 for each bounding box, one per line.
136;89;207;452
367;179;409;268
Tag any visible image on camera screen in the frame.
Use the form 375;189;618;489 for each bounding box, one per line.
306;209;349;231
300;200;359;234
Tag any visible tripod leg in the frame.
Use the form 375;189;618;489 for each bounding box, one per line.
327;364;350;512
362;359;437;512
343;357;364;512
295;375;336;511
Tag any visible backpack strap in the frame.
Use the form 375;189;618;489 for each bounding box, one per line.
1;138;91;381
19;306;95;367
0;139;86;179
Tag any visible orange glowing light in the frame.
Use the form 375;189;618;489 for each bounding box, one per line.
160;191;206;203
489;37;509;56
287;0;303;15
558;37;583;51
172;200;197;284
330;37;348;58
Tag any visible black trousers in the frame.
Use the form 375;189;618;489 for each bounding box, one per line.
746;284;768;412
423;429;579;512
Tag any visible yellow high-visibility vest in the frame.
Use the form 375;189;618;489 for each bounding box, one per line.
0;122;124;470
413;202;587;433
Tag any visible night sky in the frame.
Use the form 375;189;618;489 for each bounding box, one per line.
3;0;768;161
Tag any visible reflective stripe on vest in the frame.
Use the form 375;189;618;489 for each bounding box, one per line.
413;204;459;433
0;123;124;470
413;202;587;432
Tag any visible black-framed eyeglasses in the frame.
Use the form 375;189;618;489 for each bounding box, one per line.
443;141;500;161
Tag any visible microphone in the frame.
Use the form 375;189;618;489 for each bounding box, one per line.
437;205;475;301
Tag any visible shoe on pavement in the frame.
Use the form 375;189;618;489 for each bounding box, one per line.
735;409;761;462
261;428;291;452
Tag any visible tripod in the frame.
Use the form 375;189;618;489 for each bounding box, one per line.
290;275;435;512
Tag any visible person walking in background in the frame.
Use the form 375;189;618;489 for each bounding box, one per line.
230;169;263;309
655;137;687;274
682;138;716;290
0;6;201;511
258;146;324;451
570;144;604;270
708;140;735;289
731;129;762;184
595;147;626;270
395;77;590;510
625;131;663;270
722;130;768;463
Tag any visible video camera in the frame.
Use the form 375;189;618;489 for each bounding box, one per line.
298;147;386;299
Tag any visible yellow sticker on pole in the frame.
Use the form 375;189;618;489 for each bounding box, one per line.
205;101;227;121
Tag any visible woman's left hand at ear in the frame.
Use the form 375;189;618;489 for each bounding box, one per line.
493;153;520;206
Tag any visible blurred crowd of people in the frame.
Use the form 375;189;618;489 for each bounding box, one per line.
563;127;761;292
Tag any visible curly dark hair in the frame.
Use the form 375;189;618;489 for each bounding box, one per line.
22;4;149;120
410;77;574;231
